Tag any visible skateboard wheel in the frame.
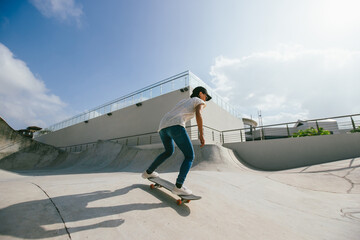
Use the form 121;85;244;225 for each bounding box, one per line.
150;184;155;189
176;199;182;205
186;200;191;203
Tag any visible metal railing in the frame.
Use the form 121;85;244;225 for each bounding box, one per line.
60;114;360;152
189;72;240;118
60;125;223;152
41;71;190;134
222;113;360;143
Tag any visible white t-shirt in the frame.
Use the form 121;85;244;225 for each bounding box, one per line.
158;97;206;131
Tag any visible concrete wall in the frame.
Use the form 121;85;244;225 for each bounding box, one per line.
224;133;360;171
36;88;244;148
197;100;244;131
36;89;189;147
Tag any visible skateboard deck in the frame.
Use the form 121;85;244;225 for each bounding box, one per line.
148;177;201;205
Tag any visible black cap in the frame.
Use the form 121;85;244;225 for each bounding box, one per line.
190;86;212;101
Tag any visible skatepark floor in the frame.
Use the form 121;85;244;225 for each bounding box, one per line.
0;115;359;240
0;154;359;240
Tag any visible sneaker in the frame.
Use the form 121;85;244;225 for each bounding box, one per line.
172;185;192;195
141;171;159;179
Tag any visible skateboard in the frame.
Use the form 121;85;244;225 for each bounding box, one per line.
148;177;201;205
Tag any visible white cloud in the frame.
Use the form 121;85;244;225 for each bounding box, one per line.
210;44;360;125
30;0;83;27
0;43;69;129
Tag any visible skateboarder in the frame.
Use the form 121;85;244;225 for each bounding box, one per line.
142;86;212;195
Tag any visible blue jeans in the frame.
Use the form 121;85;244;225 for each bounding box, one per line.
147;125;195;186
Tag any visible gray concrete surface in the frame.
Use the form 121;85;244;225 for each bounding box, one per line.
225;133;360;170
1;157;359;240
1;117;360;239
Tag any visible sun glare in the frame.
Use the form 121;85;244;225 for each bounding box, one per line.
314;0;360;33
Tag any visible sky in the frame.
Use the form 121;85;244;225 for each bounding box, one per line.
0;0;359;130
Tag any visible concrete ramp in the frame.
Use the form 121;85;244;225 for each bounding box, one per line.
0;117;66;170
0;117;359;239
115;143;247;173
1;158;359;240
0;117;30;159
1;114;249;173
56;141;248;173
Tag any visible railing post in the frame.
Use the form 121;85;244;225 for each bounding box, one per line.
286;124;290;137
351;116;356;131
315;120;320;131
212;131;214;141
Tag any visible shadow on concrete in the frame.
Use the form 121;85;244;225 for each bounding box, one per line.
301;165;360;174
12;168;141;176
285;158;360;174
0;184;188;239
142;184;191;216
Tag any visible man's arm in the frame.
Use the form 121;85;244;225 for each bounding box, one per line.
195;104;205;147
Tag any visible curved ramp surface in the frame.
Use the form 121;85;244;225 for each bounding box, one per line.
0;117;359;239
0;117;66;170
0;159;359;240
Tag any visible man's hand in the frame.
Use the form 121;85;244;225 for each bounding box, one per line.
199;134;205;147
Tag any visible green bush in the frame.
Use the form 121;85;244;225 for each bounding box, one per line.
292;127;331;137
350;126;360;133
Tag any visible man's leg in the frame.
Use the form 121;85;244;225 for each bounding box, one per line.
170;126;195;187
147;128;175;173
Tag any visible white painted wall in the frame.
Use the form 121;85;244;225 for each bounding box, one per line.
36;89;244;148
224;133;360;171
197;100;244;131
36;89;189;147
